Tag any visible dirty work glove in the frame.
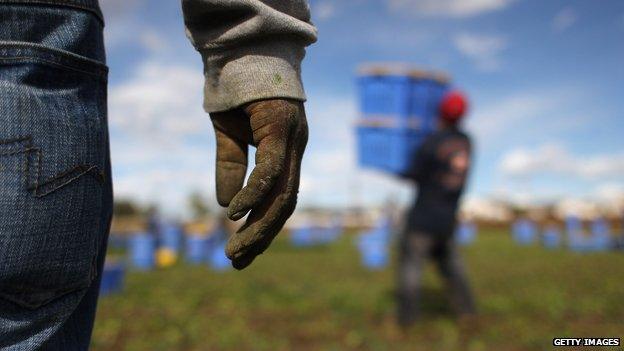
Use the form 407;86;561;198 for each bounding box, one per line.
210;99;308;270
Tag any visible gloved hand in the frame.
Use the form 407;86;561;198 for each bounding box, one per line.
210;99;308;270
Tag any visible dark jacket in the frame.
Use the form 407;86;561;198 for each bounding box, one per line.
404;128;472;236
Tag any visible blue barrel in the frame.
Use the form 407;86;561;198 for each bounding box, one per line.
542;226;561;249
564;217;590;252
185;235;209;264
320;223;342;244
207;227;231;271
129;233;155;270
356;217;392;270
291;226;314;247
512;219;536;245
208;240;231;271
590;219;611;251
568;232;589;252
615;235;624;250
358;236;389;270
456;222;477;245
361;245;388;269
565;216;583;235
100;262;125;296
107;233;127;250
160;222;183;253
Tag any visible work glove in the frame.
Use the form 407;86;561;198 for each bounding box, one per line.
210;99;308;270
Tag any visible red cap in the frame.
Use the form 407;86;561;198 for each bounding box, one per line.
439;90;468;123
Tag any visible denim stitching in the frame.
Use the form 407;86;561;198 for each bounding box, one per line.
0;56;106;78
0;136;105;197
0;0;104;25
0;41;109;78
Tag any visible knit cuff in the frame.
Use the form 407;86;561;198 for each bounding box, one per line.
199;40;307;113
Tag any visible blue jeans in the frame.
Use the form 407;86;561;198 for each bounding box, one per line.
0;1;111;349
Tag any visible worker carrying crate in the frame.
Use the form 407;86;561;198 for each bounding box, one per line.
355;64;460;175
355;64;476;325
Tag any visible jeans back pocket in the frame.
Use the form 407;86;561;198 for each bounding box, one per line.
0;42;111;309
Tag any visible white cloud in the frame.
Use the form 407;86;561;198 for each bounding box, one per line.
387;0;515;18
108;61;215;216
101;0;173;53
109;61;207;144
499;143;624;180
594;182;624;201
453;32;507;71
314;1;337;21
552;7;578;32
465;87;586;148
138;29;170;53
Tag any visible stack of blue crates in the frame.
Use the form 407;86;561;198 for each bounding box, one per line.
356;65;450;175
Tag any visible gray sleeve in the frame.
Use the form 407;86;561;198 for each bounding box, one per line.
182;0;318;113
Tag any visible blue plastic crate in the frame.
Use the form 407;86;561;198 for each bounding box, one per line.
411;78;449;130
358;74;412;118
357;72;449;124
356;127;426;174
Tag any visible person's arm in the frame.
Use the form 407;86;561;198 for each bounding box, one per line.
181;0;317;270
182;0;317;112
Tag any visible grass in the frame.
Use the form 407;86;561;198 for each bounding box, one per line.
92;229;624;351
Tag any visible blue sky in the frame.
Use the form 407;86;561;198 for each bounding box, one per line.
100;0;624;216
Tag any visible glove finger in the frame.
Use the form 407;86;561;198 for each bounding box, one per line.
226;109;295;220
226;115;308;269
214;128;248;207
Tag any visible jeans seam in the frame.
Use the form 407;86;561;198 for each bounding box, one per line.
0;0;104;25
0;56;105;78
0;135;105;198
0;41;108;79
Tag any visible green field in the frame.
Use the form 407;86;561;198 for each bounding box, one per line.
92;229;624;351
